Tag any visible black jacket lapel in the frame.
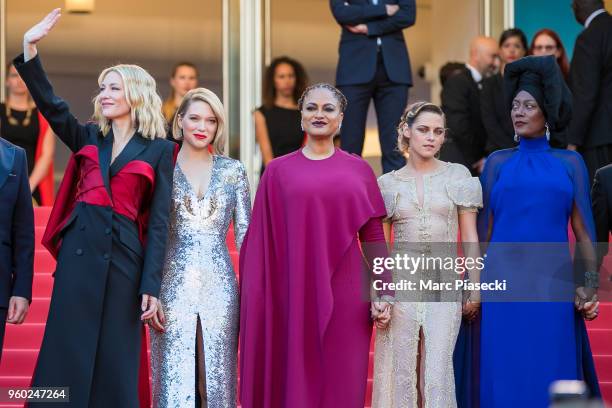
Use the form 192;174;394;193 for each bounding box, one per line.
109;133;149;178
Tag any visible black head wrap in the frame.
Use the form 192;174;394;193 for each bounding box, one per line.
504;55;572;131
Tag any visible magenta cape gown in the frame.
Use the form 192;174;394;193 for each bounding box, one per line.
239;148;386;408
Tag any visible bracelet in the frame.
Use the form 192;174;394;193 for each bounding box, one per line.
585;271;600;289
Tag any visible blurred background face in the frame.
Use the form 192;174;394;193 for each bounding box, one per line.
532;34;561;58
179;100;218;151
404;111;445;160
171;65;198;99
6;65;29;96
500;36;526;65
511;90;546;138
98;71;131;120
475;40;499;77
273;62;296;98
301;88;343;139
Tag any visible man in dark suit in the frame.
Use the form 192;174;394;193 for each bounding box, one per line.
439;36;498;175
568;0;612;182
592;164;612;278
330;0;416;173
0;137;34;362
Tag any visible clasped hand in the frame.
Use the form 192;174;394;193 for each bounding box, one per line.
371;301;392;329
575;287;599;321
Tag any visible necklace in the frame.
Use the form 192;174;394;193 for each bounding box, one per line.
6;104;32;127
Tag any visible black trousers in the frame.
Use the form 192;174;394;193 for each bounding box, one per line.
338;53;408;174
580;144;612;185
0;307;6;364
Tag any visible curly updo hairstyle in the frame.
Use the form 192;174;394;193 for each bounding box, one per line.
397;101;446;156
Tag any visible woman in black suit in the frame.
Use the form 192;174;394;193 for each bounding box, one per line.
480;28;527;154
16;9;175;407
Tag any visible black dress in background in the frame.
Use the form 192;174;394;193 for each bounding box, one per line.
258;105;303;172
0;103;41;202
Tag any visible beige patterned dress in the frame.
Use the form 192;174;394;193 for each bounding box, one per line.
372;161;482;408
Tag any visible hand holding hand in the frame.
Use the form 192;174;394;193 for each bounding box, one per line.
462;300;480;323
575;287;597;311
141;294;159;321
148;299;166;332
371;301;392;329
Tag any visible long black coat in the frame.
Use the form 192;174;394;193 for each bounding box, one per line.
15;54;175;408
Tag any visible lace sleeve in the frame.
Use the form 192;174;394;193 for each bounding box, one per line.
447;177;483;214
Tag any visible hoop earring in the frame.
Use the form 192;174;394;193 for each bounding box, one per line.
545;123;550;141
514;134;520;143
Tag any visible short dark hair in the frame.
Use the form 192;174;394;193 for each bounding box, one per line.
262;56;308;109
499;28;528;51
297;83;348;113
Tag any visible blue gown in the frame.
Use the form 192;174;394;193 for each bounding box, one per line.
455;136;600;407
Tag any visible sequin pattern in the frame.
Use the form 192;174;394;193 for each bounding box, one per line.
150;155;251;408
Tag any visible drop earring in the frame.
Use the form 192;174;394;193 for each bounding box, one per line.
545;123;550;141
514;134;520;143
300;122;304;132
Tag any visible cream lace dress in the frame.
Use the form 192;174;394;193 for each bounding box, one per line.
372;161;482;408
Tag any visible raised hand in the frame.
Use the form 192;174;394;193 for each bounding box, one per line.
23;8;62;61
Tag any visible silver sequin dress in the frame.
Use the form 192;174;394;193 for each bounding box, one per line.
150;155;251;408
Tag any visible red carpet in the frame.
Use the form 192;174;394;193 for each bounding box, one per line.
0;207;610;407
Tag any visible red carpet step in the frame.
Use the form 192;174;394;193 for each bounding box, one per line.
0;207;610;408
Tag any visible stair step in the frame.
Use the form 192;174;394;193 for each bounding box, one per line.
0;376;31;388
33;251;55;276
0;349;38;377
34;207;51;226
586;303;612;330
599;381;612;405
589;329;612;356
0;377;29;408
594;355;612;382
34;226;46;250
31;274;54;298
23;298;51;323
3;323;46;349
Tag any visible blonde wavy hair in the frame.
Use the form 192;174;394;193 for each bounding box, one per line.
172;88;227;155
92;64;167;139
397;101;446;156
